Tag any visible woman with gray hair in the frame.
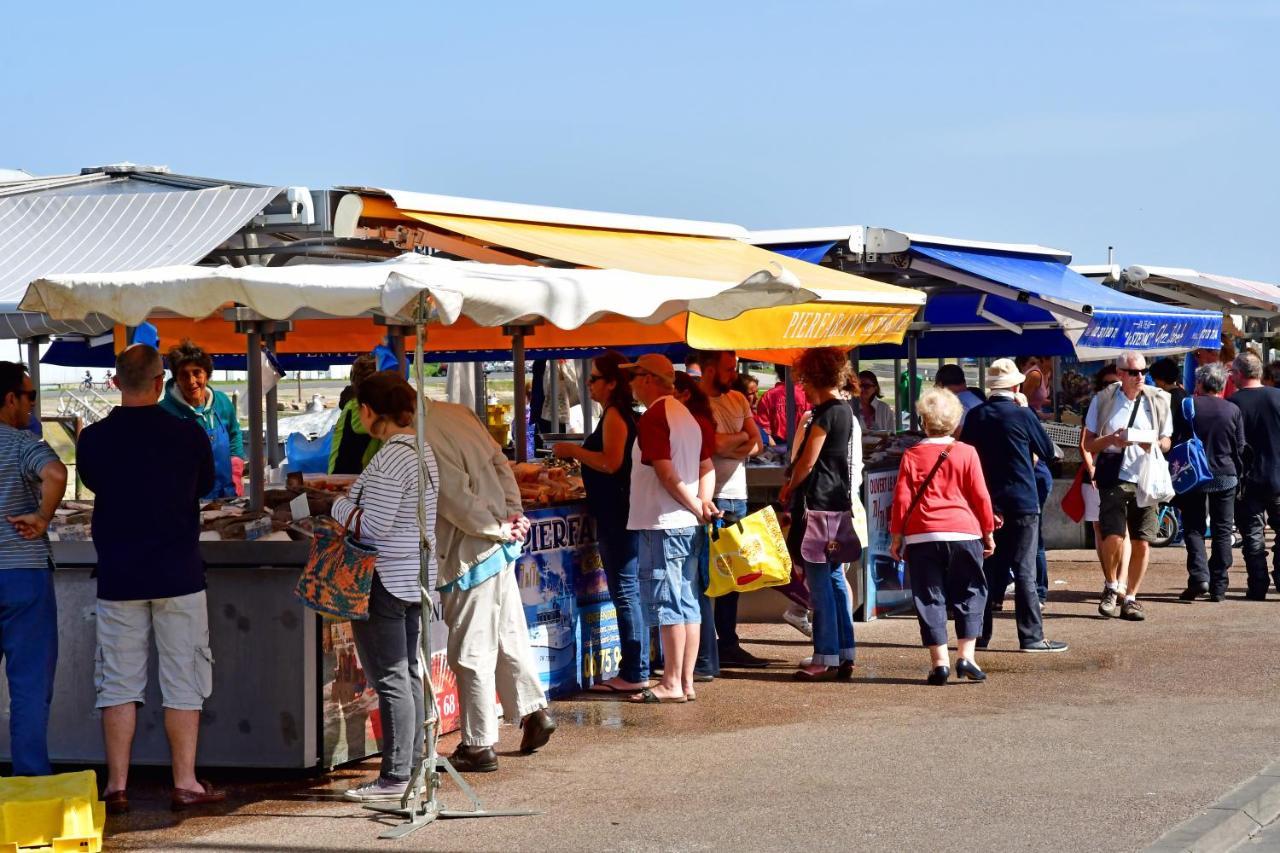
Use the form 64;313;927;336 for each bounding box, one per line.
889;388;996;685
1177;362;1245;601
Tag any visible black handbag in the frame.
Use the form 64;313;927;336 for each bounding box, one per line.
1093;395;1144;489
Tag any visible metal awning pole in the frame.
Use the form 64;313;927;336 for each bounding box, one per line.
849;347;859;376
1051;356;1063;419
907;334;920;431
473;362;487;420
579;358;592;437
547;360;559;435
506;325;534;462
977;358;986;392
25;338;44;417
246;327;265;511
784;365;796;443
892;358;902;429
390;333;407;376
265;334;281;467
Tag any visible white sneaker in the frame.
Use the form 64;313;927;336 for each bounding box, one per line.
783;607;813;638
344;778;411;802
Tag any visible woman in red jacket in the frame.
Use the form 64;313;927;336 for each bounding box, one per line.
889;388;996;685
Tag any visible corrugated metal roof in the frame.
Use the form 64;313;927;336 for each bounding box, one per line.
0;184;280;338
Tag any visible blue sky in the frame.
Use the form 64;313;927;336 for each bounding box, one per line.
1;0;1277;282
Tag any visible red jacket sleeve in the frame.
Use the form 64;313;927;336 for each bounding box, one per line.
961;444;996;533
889;451;916;535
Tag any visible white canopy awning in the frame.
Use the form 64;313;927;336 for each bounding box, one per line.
0;184;282;339
20;252;818;329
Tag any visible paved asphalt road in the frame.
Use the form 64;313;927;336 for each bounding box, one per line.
92;546;1280;851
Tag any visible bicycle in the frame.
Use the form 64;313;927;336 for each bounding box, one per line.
1153;502;1182;547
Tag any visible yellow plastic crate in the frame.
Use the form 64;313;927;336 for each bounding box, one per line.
0;769;104;853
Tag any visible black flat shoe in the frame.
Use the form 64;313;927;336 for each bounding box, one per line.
836;661;854;681
926;665;950;686
1179;583;1209;601
955;658;987;682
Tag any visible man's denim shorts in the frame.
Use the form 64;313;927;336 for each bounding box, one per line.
637;527;702;627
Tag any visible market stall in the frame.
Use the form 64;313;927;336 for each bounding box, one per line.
4;253;839;769
751;226;1225;617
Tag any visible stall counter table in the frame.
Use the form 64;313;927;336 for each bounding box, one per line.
0;503;617;770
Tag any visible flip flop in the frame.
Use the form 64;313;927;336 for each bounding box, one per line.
629;688;686;704
685;689;697;702
588;682;642;694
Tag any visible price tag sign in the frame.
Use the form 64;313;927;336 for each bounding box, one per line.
290;493;311;522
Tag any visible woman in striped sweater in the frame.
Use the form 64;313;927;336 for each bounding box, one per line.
331;373;440;803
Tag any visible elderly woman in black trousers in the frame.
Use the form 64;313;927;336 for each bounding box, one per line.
1178;362;1245;601
889;389;996;685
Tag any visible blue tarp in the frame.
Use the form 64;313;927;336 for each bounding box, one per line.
910;245;1221;353
764;242;837;264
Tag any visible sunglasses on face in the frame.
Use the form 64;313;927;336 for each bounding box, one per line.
1120;368;1147;376
588;374;604;383
859;382;875;390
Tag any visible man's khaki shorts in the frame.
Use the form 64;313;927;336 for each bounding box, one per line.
95;590;213;711
1098;483;1159;542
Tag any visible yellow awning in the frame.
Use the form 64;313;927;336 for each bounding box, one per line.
358;197;921;353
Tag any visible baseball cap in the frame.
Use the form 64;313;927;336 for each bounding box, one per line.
619;353;676;386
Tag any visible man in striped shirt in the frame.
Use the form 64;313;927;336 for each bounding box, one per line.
0;361;68;776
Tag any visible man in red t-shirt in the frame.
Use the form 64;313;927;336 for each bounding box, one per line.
756;366;811;444
623;354;717;704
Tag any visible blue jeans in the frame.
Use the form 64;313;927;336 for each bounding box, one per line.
637;529;701;626
0;569;58;776
806;560;855;667
597;516;648;683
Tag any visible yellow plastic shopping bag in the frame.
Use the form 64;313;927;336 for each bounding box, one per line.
706;505;792;598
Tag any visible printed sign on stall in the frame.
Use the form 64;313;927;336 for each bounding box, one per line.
519;505;591;698
864;467;911;616
579;601;621;688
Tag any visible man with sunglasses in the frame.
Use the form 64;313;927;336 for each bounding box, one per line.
0;361;68;777
1083;352;1172;621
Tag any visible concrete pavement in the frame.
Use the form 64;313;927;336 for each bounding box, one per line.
96;547;1280;851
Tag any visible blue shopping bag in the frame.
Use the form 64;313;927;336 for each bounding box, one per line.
1167;396;1213;495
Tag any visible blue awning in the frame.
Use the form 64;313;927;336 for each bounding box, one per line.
910;245;1222;355
763;242;837;265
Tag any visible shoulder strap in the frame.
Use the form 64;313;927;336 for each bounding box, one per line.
1181;395;1197;438
903;447;950;528
1125;391;1143;430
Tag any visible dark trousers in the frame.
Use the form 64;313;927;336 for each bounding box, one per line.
906;540;988;646
350;574;425;783
596;516;648;683
982;513;1042;647
1035;464;1051;603
1180;487;1236;595
712;497;747;651
1236;487;1280;596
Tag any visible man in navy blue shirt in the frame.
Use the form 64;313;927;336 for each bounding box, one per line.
961;359;1068;653
78;345;224;814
